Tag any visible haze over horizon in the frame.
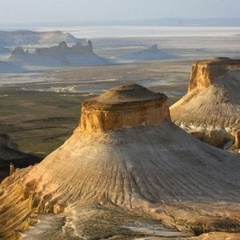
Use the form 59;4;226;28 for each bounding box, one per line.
0;0;240;27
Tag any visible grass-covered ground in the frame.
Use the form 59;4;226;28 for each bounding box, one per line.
0;86;87;156
0;60;190;156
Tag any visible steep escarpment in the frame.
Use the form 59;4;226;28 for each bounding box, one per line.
8;41;112;67
116;43;177;62
1;83;240;240
170;58;240;151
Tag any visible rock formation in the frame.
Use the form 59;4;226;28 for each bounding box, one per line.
8;41;112;67
34;41;93;55
1;83;240;239
0;133;42;181
117;43;177;62
170;58;240;151
80;83;170;132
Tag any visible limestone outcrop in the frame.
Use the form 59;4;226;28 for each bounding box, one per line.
8;41;112;67
1;83;240;239
80;83;170;132
170;58;240;151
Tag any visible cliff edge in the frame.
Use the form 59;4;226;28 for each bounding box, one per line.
170;58;240;151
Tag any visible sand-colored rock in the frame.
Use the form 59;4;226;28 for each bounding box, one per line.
80;83;170;132
170;58;240;151
188;57;240;92
1;83;240;239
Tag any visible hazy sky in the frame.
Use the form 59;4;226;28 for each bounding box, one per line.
0;0;239;25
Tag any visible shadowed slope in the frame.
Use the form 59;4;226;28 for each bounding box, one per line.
116;43;178;62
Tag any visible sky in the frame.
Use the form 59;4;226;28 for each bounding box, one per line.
0;0;240;25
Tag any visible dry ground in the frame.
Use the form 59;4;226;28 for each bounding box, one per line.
0;60;191;156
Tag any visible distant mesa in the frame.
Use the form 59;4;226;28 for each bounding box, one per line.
0;30;109;70
0;30;85;47
11;40;93;55
8;40;113;67
1;83;240;239
116;43;178;62
170;58;240;152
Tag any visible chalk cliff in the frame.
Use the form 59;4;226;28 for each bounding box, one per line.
117;43;177;62
8;41;112;67
1;83;240;239
170;58;240;151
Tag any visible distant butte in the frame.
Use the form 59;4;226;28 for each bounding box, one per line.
1;83;240;239
170;58;240;152
117;43;177;61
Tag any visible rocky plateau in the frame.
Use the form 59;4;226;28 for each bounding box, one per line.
170;57;240;152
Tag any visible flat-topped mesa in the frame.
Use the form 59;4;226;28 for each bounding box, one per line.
188;58;240;92
80;83;170;133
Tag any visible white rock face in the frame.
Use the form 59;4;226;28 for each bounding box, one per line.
170;58;240;151
8;41;112;67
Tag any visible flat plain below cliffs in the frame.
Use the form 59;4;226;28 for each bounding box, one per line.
170;58;240;152
1;83;240;240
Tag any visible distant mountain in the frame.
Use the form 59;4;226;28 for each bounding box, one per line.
8;41;113;67
0;30;85;47
116;43;178;62
170;58;240;152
